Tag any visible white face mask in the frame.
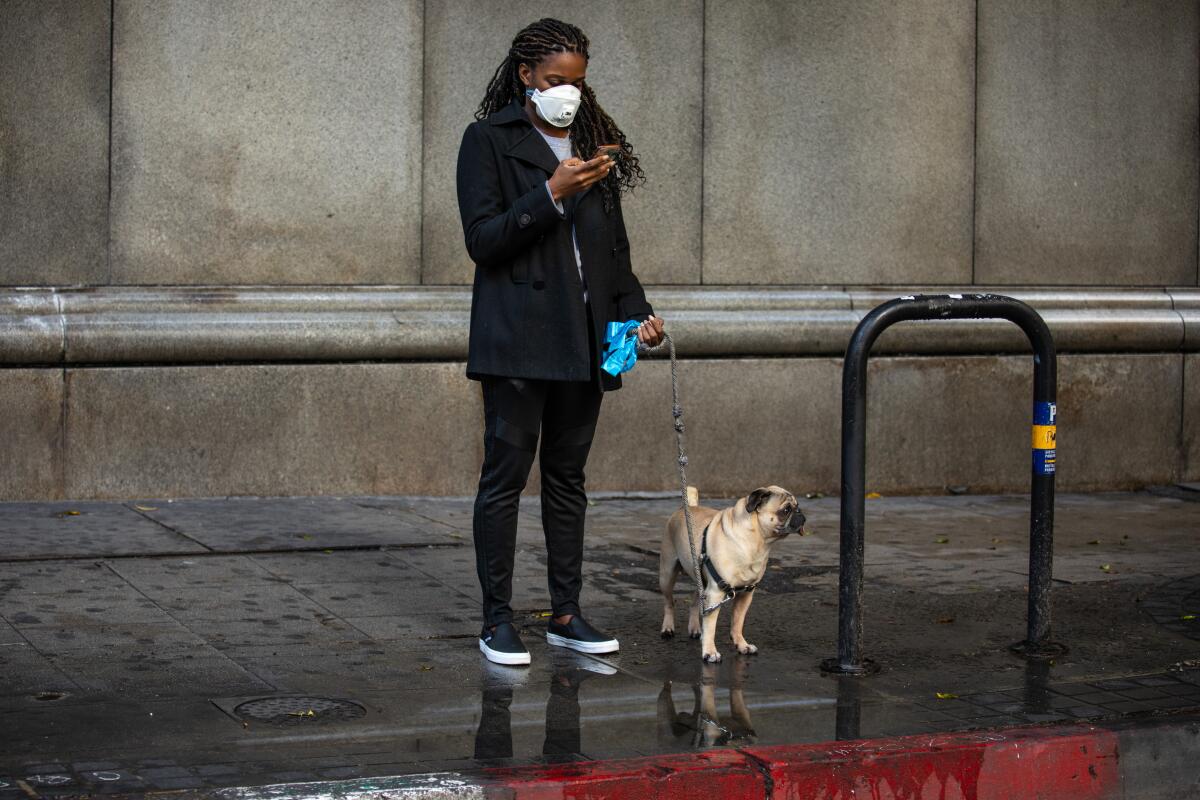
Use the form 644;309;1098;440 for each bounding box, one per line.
525;84;581;128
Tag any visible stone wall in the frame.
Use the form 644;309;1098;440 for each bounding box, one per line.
0;351;1186;500
1;1;1198;499
4;1;1195;288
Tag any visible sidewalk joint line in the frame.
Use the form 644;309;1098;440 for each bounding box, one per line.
0;541;465;566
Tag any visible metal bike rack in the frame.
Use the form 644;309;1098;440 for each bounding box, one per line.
821;294;1064;675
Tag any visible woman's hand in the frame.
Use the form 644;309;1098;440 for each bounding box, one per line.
636;315;665;348
548;155;613;202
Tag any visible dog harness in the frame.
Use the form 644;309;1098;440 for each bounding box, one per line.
699;521;759;614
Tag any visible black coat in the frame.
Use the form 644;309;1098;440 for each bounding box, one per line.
456;99;653;391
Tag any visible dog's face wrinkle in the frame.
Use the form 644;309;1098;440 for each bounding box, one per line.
757;491;804;538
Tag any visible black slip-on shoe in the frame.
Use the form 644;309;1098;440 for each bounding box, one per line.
546;615;619;654
479;622;531;666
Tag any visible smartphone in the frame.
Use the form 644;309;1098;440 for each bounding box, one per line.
594;144;623;162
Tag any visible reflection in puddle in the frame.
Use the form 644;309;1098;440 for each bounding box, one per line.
657;660;756;749
474;655;618;760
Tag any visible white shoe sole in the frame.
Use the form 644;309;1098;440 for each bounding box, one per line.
546;632;619;654
479;638;531;665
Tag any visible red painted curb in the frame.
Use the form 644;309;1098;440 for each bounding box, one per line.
480;748;765;799
748;724;1119;800
480;722;1123;799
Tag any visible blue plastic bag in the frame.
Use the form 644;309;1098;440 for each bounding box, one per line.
601;320;642;377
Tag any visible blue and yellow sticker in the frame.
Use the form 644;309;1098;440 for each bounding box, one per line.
1032;401;1056;476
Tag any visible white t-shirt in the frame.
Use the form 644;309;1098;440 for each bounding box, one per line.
535;128;587;303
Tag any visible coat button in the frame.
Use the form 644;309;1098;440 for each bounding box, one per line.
519;213;532;227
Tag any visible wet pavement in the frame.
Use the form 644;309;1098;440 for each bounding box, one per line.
1;489;1199;796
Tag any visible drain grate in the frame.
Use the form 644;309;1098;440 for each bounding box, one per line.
232;696;366;726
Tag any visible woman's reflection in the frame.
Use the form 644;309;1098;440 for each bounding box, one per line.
474;654;616;761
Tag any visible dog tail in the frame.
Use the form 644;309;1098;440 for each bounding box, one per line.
686;486;699;507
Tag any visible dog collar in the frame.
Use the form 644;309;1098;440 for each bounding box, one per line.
699;521;758;615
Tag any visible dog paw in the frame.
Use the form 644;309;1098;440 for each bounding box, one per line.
689;631;701;640
702;651;723;663
736;642;759;655
660;628;675;639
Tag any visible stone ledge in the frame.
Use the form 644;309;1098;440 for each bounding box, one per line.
0;285;1191;365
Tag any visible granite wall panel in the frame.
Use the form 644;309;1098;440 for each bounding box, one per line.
64;363;481;498
975;0;1199;285
703;1;975;285
0;0;110;285
109;0;424;285
0;371;63;500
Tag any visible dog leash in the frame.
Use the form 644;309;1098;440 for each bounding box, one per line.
638;332;725;617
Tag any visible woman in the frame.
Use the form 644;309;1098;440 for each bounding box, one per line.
456;17;664;666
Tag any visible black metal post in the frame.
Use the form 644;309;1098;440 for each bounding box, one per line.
834;676;862;741
820;294;1064;676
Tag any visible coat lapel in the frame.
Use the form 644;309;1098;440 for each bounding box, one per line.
491;100;559;176
506;128;561;176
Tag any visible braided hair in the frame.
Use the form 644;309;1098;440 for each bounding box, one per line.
475;17;646;212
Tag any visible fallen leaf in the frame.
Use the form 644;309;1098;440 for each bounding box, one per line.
1087;539;1101;545
866;492;882;500
805;492;825;500
936;617;955;624
287;709;316;718
1182;615;1196;621
991;538;1001;544
537;611;553;618
1100;564;1112;572
419;664;434;671
323;549;333;554
299;534;314;540
57;510;81;517
935;537;949;544
133;504;158;512
935;692;958;700
587;499;597;507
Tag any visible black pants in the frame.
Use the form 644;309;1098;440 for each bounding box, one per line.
472;375;603;627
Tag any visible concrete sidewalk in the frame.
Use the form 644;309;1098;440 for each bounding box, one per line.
1;489;1199;797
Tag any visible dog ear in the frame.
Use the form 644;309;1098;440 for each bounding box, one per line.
745;488;772;514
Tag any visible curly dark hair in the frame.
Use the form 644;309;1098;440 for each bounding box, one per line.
475;17;646;212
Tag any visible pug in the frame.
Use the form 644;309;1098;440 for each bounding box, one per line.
659;486;806;663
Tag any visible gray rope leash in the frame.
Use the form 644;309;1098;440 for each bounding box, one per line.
638;332;723;617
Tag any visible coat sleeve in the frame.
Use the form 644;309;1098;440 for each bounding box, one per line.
612;192;654;322
456;122;560;268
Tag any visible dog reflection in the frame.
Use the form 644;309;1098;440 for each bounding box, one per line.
656;659;755;749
